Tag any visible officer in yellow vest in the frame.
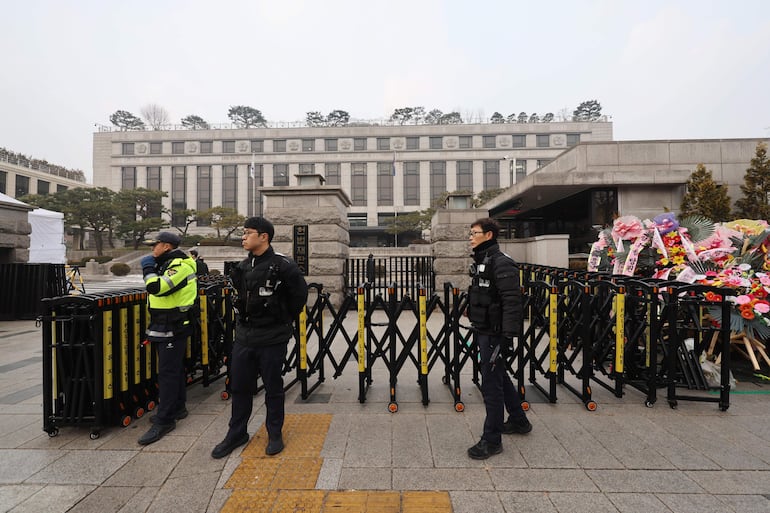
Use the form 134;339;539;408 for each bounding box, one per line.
138;231;198;445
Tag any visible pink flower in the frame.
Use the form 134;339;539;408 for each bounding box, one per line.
755;302;770;314
612;216;644;241
735;295;752;305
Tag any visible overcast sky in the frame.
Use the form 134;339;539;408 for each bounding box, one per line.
2;0;769;182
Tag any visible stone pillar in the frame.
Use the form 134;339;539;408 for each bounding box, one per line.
0;200;33;263
431;193;481;291
261;178;351;306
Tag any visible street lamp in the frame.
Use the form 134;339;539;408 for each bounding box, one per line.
502;155;517;186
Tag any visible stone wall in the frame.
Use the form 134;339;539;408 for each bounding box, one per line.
0;200;33;263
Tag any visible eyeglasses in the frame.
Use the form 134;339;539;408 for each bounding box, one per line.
243;229;261;236
468;230;486;237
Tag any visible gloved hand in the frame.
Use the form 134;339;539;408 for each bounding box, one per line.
140;255;157;275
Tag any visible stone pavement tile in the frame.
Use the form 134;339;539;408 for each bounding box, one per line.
497;491;557;512
206;488;232;513
393;468;494;491
392;414;433;468
449;491;506;513
684;470;770;494
728;414;770;443
67;486;142;513
146;471;220;513
215;455;241;489
344;414;392;467
489;469;597;492
0;484;43;512
605;493;670;513
0;414;38;439
25;449;136;485
548;492;620;513
587;469;702;493
338;467;391;490
610;414;720;471
717;416;770;466
426;413;488;468
103;452;183;487
117;486;160;513
575;415;675;470
9;484;95;513
514;418;578;469
0;424;48;450
657;492;739;513
140;434;197;453
96;424;151;450
168;438;229;479
0;449;66;484
315;457;342;489
538;414;623;470
168;413;217;437
320;413;352;458
715;494;770;513
0;404;40;415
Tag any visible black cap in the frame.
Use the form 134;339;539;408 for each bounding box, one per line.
190;249;199;256
143;232;181;247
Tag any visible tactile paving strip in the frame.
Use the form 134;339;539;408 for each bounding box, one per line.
220;414;452;513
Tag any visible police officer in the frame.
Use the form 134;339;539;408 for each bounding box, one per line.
138;231;198;445
212;217;308;459
466;218;532;459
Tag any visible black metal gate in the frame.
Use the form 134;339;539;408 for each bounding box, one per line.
344;254;435;298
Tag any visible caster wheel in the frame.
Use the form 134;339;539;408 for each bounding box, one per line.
121;415;132;427
134;407;145;419
719;405;729;412
669;401;677;410
221;391;230;400
388;402;399;413
90;431;100;440
521;401;530;412
146;400;156;411
47;428;59;438
454;402;465;413
586;401;598;411
645;400;655;408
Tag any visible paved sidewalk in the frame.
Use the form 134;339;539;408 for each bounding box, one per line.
2;317;770;512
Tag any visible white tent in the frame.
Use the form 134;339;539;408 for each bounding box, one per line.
28;207;66;264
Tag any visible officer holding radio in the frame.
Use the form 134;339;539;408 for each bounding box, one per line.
466;217;532;459
211;216;308;459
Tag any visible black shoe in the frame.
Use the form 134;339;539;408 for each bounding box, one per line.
265;434;284;456
503;417;532;435
150;407;188;424
467;439;502;460
138;422;175;445
211;432;250;459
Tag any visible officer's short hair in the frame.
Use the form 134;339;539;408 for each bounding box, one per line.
244;216;275;243
471;217;500;239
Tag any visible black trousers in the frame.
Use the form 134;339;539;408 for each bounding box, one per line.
227;342;287;439
478;333;527;445
154;333;188;425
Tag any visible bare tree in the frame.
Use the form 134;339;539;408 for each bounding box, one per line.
141;103;170;129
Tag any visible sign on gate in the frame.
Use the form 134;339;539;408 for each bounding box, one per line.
294;225;309;275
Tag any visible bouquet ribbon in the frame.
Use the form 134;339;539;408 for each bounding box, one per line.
622;231;650;276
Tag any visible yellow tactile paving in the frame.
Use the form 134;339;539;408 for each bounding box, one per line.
220;413;452;513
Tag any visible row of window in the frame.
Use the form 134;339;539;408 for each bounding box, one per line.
0;170;65;197
121;133;581;156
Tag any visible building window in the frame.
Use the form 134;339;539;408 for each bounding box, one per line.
248;164;263;217
429;136;443;149
377;213;395;227
122;143;134;155
458;136;472;149
536;135;549;147
325;138;338;151
483;160;499;189
121;166;136;190
325;163;340;185
302;139;315;151
200;141;213;153
37;180;50;195
171;166;186;226
567;133;581;147
515;160;527;182
299;163;315;175
377;137;390;151
222;165;237;210
430;161;446;202
15;175;29;197
222;140;235;153
537;159;553;169
150;142;162;154
0;170;6;194
377;162;393;206
482;135;496;149
172;141;185;154
354;138;367;151
273;139;286;152
457;161;473;190
351;163;367;206
197;166;212;224
348;213;367;227
57;184;67;193
404;162;420;206
511;135;526;148
406;137;419;150
147;166;161;190
273;164;289;186
251;140;264;153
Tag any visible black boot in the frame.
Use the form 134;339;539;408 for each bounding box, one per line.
467;439;502;460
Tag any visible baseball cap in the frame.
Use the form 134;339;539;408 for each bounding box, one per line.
143;232;181;247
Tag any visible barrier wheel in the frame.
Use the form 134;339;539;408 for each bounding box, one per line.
221;391;230;400
90;431;100;440
644;400;654;408
47;428;59;438
134;407;145;419
585;401;598;411
388;402;399;413
146;400;156;411
442;376;449;385
719;404;729;412
121;415;132;427
668;400;677;410
521;401;530;411
454;402;465;413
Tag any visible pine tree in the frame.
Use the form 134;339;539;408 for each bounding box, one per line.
680;163;731;221
734;142;770;219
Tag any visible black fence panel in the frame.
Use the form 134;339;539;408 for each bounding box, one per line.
344;255;435;299
0;263;67;320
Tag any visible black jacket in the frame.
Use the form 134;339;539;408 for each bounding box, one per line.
231;246;308;347
467;241;523;338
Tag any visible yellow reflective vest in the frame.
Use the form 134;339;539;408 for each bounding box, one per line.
144;254;198;312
